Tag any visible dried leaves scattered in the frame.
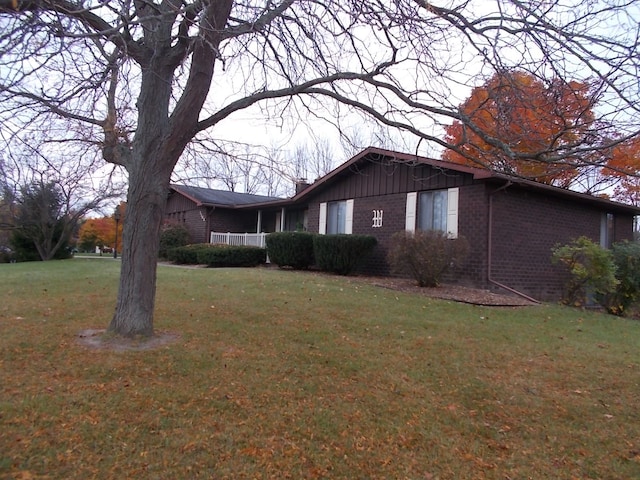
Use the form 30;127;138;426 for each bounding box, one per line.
77;329;181;351
1;260;639;479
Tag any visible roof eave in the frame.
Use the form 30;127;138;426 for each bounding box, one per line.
169;185;205;207
485;175;640;215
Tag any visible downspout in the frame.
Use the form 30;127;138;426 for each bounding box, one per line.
488;181;541;304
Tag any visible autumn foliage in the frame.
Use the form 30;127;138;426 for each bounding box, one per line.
443;71;595;186
603;136;640;205
78;203;126;252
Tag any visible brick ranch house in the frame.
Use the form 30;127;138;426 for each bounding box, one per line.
165;147;640;301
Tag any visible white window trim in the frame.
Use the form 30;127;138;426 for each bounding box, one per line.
319;199;354;234
447;187;459;239
406;187;459;238
345;199;354;234
319;202;327;234
405;192;417;232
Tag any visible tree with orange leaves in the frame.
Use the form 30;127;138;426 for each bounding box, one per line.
78;203;126;253
443;71;595;186
603;137;640;206
78;217;116;253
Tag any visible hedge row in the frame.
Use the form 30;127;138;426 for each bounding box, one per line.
266;232;377;275
167;244;266;267
167;232;377;276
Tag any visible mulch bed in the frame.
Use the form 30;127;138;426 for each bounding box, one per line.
344;275;538;307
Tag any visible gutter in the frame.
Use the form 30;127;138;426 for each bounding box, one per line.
487;181;541;304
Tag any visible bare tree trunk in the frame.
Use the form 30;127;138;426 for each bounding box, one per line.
107;164;170;337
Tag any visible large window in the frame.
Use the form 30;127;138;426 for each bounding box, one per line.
418;190;448;232
319;200;354;234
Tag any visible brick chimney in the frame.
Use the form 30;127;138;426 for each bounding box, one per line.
295;179;311;195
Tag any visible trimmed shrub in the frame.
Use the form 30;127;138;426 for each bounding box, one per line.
197;245;266;268
603;241;640;315
159;223;191;259
551;236;618;306
168;244;211;264
387;230;470;287
313;234;377;275
266;232;315;269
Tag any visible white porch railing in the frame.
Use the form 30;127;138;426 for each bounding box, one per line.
210;232;267;248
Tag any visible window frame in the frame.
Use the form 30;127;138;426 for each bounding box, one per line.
319;199;354;234
405;188;459;238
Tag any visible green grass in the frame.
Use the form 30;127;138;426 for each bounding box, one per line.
1;258;639;479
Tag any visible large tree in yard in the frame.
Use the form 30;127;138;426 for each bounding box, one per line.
1;0;639;337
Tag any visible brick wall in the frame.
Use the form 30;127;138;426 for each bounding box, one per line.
456;183;490;288
306;179;637;301
488;186;635;300
351;193;408;276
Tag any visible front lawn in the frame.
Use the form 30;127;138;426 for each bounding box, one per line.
1;259;639;479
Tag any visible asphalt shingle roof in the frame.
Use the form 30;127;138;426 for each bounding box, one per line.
170;185;283;207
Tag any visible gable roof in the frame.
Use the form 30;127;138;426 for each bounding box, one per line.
286;147;492;201
279;146;640;215
169;185;282;208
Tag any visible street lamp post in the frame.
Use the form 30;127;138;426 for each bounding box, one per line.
114;206;121;259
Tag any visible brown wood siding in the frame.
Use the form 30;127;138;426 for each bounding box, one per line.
209;210;259;235
166;192;262;243
165;192;207;243
312;159;476;203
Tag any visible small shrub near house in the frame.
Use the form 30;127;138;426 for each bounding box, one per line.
266;232;315;269
605;241;640;315
551;236;618;307
197;245;266;268
313;234;377;275
387;230;470;288
159;223;191;259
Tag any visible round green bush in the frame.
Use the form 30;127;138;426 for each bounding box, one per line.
159;223;191;259
266;232;315;269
